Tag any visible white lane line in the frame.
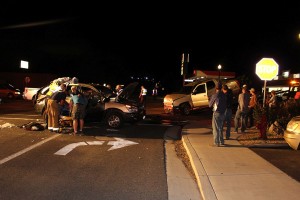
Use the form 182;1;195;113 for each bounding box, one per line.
0;114;41;117
0;134;61;165
0;117;41;121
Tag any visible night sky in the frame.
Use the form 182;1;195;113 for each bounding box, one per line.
1;2;300;91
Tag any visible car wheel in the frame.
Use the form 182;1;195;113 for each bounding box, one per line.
105;111;123;129
181;103;191;115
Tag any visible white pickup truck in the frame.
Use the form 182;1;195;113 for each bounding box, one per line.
23;87;40;101
163;79;240;115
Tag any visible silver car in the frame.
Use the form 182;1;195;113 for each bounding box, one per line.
284;115;300;150
34;82;145;129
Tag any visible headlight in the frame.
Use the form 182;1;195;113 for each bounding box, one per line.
287;119;300;134
125;105;138;112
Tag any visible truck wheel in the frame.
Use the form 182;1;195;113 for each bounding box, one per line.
181;104;191;115
105;111;123;129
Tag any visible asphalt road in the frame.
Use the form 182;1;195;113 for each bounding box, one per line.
0;99;172;199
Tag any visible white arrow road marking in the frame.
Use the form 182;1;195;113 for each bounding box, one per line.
55;141;105;155
54;138;138;155
107;137;138;151
54;142;87;156
86;141;105;145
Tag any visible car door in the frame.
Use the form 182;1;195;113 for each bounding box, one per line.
80;85;105;121
191;83;208;108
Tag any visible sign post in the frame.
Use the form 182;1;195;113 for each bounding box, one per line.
256;58;279;107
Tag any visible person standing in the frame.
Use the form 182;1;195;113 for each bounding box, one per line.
295;88;300;100
115;84;123;96
209;83;227;147
222;84;233;140
248;88;257;128
234;85;250;133
139;85;147;107
47;83;67;133
69;86;87;135
267;90;277;108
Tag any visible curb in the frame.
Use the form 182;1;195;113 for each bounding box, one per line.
182;135;217;200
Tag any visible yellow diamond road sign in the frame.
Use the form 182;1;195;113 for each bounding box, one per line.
256;58;279;80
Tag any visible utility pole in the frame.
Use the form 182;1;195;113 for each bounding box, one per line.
181;53;189;86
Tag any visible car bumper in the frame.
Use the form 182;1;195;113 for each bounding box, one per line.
163;105;181;114
284;130;300;150
123;110;145;122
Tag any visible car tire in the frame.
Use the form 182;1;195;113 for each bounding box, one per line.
105;111;123;129
180;103;191;115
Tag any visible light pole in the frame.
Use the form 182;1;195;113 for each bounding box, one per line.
217;64;222;82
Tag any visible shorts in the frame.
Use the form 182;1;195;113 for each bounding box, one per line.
71;104;86;120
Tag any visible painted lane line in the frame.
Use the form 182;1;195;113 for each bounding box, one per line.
0;117;42;121
1;114;41;117
0;134;60;165
54;142;88;156
107;137;138;151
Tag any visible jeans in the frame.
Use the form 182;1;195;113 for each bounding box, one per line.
234;109;248;132
212;111;225;145
223;108;232;139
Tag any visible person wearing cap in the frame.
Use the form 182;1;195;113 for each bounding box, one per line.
222;84;233;140
69;86;87;135
209;83;227;146
234;85;250;133
248;88;257;128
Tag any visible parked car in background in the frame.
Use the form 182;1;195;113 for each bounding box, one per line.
23;87;40;101
0;82;22;99
284;115;300;150
34;82;145;129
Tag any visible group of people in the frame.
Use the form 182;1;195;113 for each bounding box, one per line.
233;85;258;134
209;83;258;147
46;82;149;135
46;82;88;135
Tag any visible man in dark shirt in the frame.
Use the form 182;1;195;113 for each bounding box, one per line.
47;83;67;132
222;84;233;140
209;83;227;146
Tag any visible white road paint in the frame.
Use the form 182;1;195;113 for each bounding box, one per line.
0;134;60;165
0;117;41;121
86;141;105;145
107;137;138;151
55;138;138;155
54;142;88;156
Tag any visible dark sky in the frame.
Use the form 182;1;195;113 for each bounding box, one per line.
1;2;300;89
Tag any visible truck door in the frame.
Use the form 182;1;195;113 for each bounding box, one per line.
191;83;209;108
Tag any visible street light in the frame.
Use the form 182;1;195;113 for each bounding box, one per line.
217;64;222;81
